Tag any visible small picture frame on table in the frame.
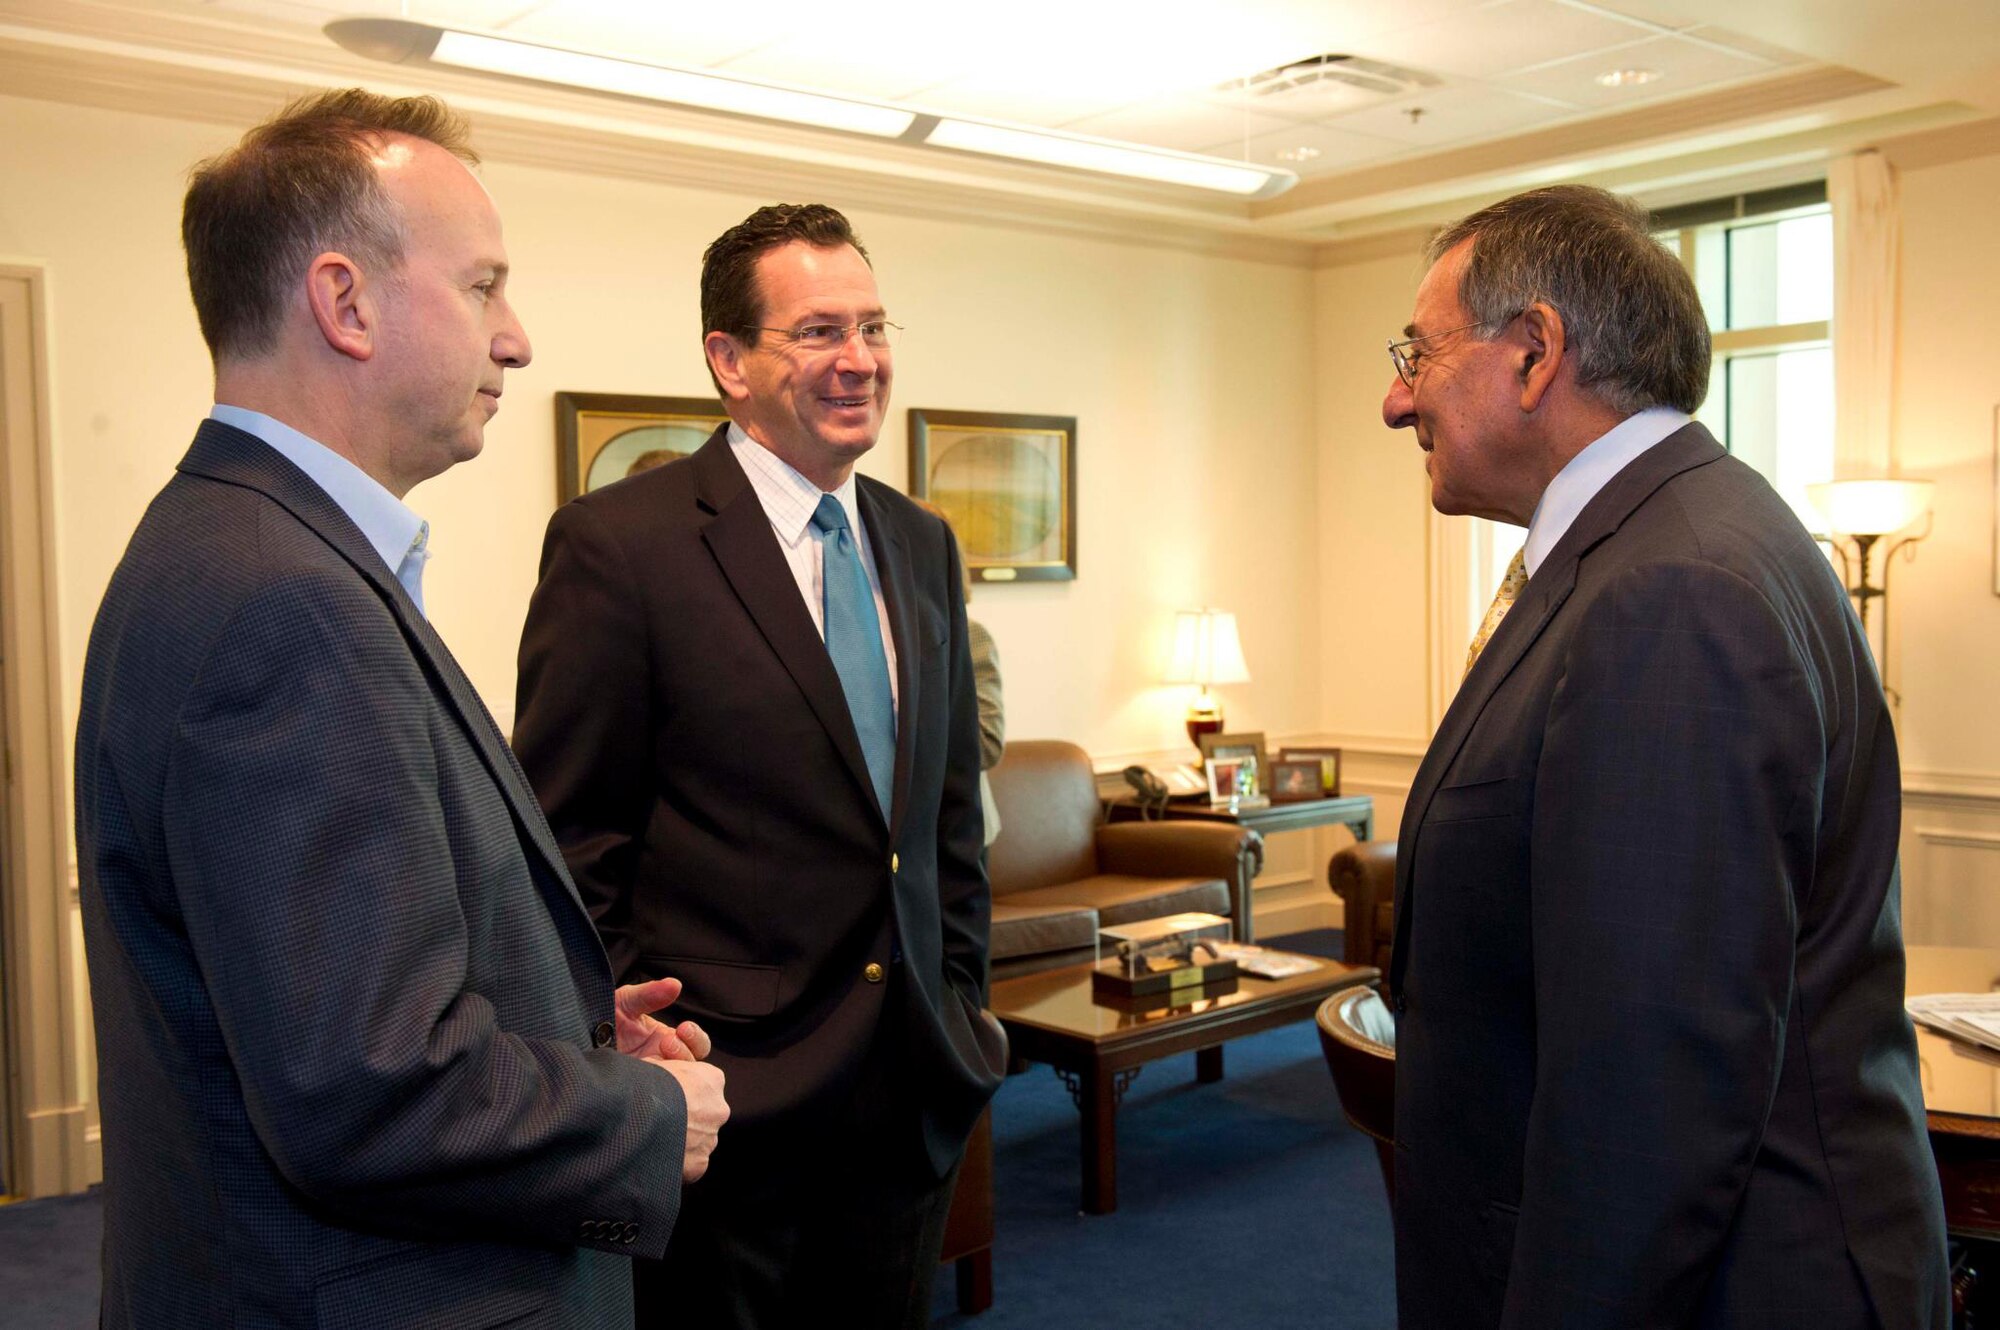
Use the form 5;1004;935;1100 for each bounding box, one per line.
1277;746;1343;797
1268;759;1324;802
1198;731;1270;808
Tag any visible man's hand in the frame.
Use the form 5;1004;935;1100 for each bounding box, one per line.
615;976;712;1062
651;1059;727;1182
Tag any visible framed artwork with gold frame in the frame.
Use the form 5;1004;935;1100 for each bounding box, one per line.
555;391;727;502
907;407;1076;582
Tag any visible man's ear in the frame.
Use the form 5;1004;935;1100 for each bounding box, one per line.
304;252;374;362
1516;302;1565;413
704;331;752;403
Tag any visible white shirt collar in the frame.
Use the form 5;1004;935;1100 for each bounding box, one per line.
727;422;862;542
208;404;429;587
1523;407;1691;576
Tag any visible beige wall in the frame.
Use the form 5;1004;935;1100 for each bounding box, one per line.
0;92;1321;783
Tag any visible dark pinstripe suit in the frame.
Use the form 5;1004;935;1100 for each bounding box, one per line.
1392;423;1948;1329
76;421;688;1329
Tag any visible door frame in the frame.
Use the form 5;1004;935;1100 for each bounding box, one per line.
0;263;91;1197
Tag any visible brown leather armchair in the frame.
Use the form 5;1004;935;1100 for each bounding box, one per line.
1329;839;1397;983
986;740;1262;980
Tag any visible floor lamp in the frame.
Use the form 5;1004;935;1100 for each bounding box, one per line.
1806;478;1933;697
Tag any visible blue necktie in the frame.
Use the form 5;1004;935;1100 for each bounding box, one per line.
811;494;896;820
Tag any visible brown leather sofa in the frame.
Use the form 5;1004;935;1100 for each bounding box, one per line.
1328;838;1397;984
986;740;1263;979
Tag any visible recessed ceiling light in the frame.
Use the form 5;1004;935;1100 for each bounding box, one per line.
1595;67;1664;88
1275;146;1321;163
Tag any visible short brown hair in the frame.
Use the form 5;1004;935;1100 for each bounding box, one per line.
1429;185;1710;416
699;203;869;391
182;88;477;361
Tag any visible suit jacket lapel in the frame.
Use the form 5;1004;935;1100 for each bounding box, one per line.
177;421;585;916
1392;421;1729;989
857;479;920;838
691;431;884;821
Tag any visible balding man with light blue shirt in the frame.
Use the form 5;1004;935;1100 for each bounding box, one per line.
75;88;724;1330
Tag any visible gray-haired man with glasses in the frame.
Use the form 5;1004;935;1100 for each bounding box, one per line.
1382;184;1945;1329
514;202;1003;1329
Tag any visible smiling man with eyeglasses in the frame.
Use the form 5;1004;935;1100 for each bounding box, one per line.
514;203;1002;1329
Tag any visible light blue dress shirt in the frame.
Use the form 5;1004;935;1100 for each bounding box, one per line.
1523;406;1692;577
209;405;432;616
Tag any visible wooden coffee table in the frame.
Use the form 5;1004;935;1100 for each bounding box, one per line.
989;951;1377;1213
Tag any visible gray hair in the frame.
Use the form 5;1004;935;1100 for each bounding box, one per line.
1427;185;1710;415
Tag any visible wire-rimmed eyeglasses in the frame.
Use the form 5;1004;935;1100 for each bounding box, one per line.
752;320;903;352
1386;316;1510;388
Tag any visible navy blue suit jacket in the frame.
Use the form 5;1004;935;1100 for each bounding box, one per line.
1392;422;1948;1329
77;421;687;1328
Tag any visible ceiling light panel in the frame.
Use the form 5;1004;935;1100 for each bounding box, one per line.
926;119;1287;195
425;28;916;136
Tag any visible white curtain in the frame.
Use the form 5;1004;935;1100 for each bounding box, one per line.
1828;149;1900;476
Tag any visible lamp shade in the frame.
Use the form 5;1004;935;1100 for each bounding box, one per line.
1162;609;1251;686
1806;479;1934;536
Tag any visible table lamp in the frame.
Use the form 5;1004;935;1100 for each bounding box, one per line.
1162;608;1250;756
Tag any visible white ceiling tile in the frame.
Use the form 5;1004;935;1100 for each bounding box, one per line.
1353;0;1664;80
1326;83;1579;145
1196;122;1410;176
1677;24;1812;68
1060;98;1300;154
902;77;1138;130
712;39;963;102
1498;34;1780;110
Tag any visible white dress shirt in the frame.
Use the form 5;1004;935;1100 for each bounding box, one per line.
728;423;900;713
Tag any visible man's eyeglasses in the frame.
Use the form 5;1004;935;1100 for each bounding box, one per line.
1386;316;1509;388
752;320;903;352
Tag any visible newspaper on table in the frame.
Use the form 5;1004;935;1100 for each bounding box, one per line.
1906;991;2000;1052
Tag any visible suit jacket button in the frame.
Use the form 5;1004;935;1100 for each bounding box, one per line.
890;852;899;873
591;1019;615;1048
864;962;885;984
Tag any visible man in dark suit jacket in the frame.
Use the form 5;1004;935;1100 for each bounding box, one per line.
76;90;726;1329
514;204;1004;1328
1383;185;1947;1328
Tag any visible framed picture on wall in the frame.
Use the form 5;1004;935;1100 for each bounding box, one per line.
555;391;728;503
908;407;1076;582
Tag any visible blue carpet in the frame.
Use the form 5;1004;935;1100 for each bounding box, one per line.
0;1189;100;1329
0;930;1390;1329
931;925;1395;1327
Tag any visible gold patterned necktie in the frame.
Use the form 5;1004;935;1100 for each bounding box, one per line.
1464;548;1528;677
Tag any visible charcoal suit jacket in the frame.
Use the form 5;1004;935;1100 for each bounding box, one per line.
76;421;687;1329
1391;421;1948;1329
513;426;1004;1178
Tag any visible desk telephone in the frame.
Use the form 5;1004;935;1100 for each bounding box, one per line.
1122;763;1206;817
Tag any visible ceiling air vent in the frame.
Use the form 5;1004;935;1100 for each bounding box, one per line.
1215;54;1440;110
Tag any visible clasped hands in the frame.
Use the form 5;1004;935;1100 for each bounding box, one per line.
615;977;728;1182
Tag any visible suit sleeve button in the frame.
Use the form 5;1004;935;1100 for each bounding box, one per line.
863;962;885;984
591;1020;615;1048
623;1223;639;1243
